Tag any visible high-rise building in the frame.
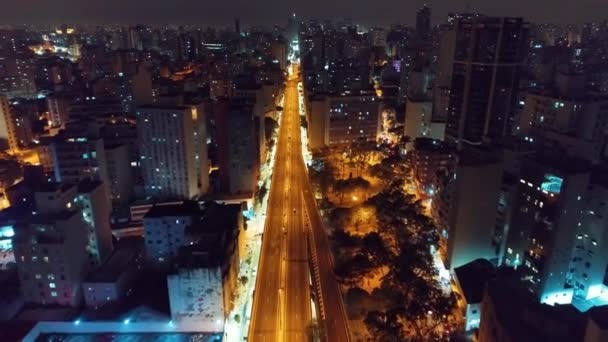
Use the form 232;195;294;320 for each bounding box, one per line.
411;138;454;201
327;92;381;146
416;5;432;41
131;64;154;107
0;54;37;99
46;94;71;128
74;180;113;267
504;154;590;305
50;132;109;193
0;95;18;153
271;38;288;70
137;103;209;200
433;147;503;269
568;167;608;304
104;144;133;207
11;181;113;307
214;99;259;195
404;96;445;148
518;73;608;164
305;91;381;148
13;210;88;307
10;99;36;150
306;94;330;151
443;17;530;148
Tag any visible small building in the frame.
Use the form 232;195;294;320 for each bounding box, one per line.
167;202;243;329
452;258;495;332
478;271;586;342
81;238;143;308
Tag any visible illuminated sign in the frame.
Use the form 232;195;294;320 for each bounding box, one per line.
541;174;563;195
0;225;14;238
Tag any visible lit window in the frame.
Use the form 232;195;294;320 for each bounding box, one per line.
51;291;58;297
48;274;55;280
35;274;42;279
43;256;49;262
49;283;56;288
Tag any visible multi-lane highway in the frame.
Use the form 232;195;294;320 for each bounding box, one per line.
249;63;350;342
249;64;311;342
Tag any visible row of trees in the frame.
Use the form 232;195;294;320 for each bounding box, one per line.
331;177;455;341
367;180;455;341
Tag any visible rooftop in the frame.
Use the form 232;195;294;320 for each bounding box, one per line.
453;258;495;304
77;179;103;194
413;137;453;154
588;305;608;330
33;182;75;194
486;270;586;342
144;201;202;219
84;238;143;283
525;151;591;175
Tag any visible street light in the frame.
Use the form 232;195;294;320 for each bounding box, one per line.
352;195;358;201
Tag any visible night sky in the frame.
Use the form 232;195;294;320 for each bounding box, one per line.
0;0;606;26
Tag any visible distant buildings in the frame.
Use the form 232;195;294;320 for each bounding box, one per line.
416;5;432;41
518;73;608;164
0;95;18;153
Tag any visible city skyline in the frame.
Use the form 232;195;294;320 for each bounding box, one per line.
0;0;607;26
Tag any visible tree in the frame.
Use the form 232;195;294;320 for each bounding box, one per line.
362;232;389;266
255;184;268;209
332;176;371;204
310;160;336;195
364;310;405;342
369;160;393;186
264;117;279;142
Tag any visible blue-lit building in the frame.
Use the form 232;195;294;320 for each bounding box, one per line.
504;154;590;305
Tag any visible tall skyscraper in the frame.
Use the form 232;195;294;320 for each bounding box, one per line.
137;103;209;200
443;17;529;148
416;4;432;41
